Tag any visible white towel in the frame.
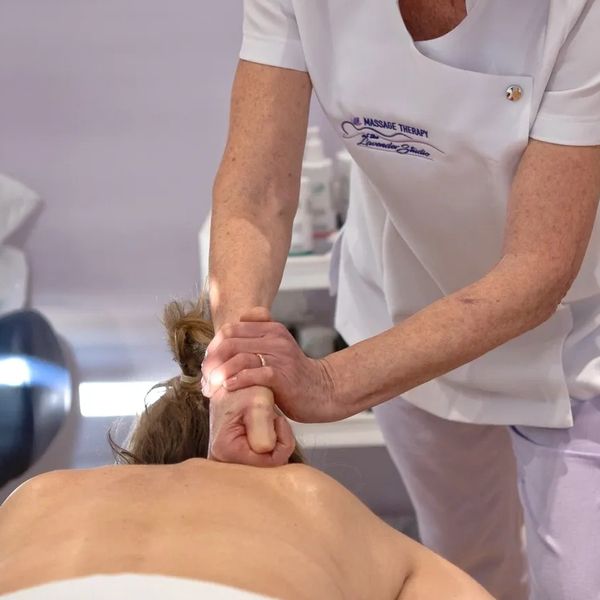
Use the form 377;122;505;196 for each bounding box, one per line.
0;574;278;600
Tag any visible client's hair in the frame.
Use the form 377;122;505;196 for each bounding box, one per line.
108;299;304;465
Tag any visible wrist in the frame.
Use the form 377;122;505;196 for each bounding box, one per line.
212;310;242;332
322;343;387;419
210;304;251;331
318;352;361;420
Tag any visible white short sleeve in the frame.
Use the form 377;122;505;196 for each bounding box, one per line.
530;0;600;146
240;0;307;72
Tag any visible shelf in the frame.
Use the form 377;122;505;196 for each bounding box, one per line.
199;216;332;292
291;411;384;449
280;252;331;291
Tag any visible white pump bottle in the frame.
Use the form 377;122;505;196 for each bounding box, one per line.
302;126;337;252
289;176;314;256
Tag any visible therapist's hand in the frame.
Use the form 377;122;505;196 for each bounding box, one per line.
201;308;340;423
208;385;296;467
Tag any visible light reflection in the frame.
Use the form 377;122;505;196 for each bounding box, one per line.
79;381;164;417
0;355;69;388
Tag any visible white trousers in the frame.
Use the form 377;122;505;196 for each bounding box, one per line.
373;396;600;600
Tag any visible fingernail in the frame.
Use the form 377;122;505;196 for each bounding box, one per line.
224;376;237;389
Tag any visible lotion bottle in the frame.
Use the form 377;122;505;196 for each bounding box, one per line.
289;176;314;256
302;126;337;253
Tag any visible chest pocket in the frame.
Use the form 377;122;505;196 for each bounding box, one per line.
295;0;548;165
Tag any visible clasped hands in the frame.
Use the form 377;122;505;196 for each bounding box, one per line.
201;308;338;466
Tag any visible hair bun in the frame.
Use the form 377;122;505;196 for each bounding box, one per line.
163;300;214;377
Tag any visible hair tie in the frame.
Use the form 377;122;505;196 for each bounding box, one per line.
180;373;201;385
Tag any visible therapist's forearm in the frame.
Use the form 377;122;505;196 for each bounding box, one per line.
210;174;295;331
325;256;568;415
208;61;311;331
326;141;600;415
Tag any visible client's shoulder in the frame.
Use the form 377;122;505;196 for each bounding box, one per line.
273;463;388;528
275;463;343;495
3;468;75;505
3;463;141;506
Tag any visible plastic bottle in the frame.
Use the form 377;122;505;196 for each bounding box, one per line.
302;126;337;253
334;149;352;227
289;176;314;256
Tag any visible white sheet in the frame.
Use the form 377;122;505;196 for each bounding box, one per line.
0;574;277;599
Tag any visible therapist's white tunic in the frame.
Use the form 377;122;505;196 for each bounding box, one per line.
240;0;600;427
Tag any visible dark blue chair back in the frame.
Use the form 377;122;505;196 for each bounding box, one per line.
0;311;71;487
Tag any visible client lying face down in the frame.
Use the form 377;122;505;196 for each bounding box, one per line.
0;301;493;600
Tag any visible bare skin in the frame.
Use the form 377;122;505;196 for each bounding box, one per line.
399;0;468;41
0;461;491;600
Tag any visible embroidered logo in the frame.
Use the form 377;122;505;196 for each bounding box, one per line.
341;117;444;161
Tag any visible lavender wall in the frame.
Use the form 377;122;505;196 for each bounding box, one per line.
0;0;338;379
0;3;413;524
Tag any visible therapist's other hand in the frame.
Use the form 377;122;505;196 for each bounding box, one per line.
208;385;295;467
202;308;338;423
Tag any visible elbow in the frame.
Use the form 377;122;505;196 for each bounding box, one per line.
527;269;575;328
496;252;580;331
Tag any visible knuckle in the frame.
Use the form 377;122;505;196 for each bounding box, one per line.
242;353;256;367
220;338;235;355
211;388;227;405
202;355;215;368
274;322;288;336
249;390;274;410
204;353;219;370
252;398;273;412
273;337;291;353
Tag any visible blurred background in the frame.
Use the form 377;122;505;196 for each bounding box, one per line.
0;0;338;382
0;0;415;535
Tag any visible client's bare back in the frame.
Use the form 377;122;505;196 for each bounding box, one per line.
0;460;491;599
